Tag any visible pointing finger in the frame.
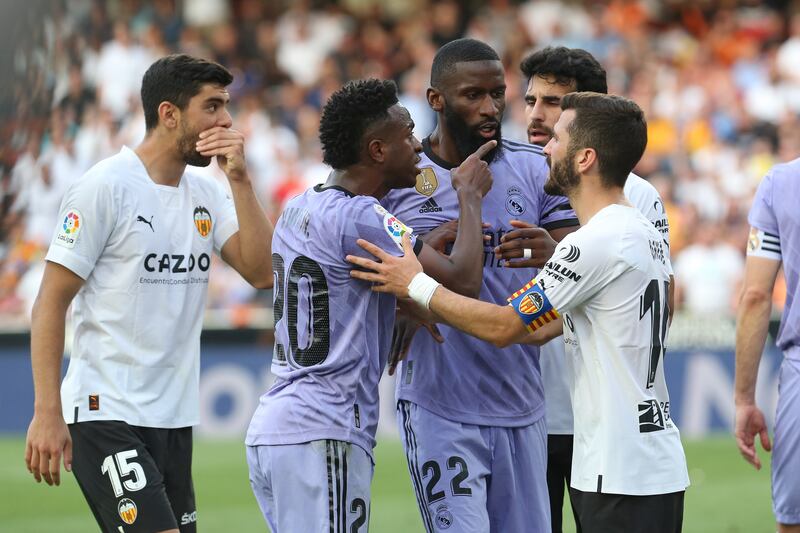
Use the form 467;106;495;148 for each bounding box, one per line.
469;139;497;160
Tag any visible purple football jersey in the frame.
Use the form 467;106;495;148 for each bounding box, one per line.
749;157;800;355
246;184;419;456
383;138;578;426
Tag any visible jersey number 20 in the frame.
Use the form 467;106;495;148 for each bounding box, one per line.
272;253;330;367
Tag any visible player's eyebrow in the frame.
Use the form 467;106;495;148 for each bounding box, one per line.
204;95;229;106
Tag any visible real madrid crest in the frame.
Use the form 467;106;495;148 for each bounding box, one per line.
193;206;213;238
505;186;526;216
747;227;760;252
415;168;438;196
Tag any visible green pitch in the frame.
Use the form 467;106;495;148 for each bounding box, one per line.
0;436;774;532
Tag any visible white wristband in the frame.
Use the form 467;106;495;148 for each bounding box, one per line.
407;272;441;310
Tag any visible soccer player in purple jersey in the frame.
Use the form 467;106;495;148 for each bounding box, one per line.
380;39;578;532
735;156;800;533
245;78;495;533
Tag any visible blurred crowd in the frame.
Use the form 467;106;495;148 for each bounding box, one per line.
1;0;798;329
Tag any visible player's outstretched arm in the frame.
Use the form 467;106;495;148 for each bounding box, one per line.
25;262;84;486
198;127;273;289
520;317;564;345
415;140;496;298
348;234;530;348
734;253;780;470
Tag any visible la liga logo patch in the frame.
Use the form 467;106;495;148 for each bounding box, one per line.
55;209;83;249
372;204;413;251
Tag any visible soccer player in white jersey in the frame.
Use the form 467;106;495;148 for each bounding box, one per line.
735;156;800;533
491;46;675;533
24;54;273;533
349;92;690;533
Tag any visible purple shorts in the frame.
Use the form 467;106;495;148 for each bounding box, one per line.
397;400;550;532
246;440;373;532
773;357;800;525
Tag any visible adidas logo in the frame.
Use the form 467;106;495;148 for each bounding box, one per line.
419;198;443;213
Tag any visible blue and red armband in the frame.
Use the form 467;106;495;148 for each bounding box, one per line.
507;278;560;333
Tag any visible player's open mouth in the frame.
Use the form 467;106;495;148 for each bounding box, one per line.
478;124;498;138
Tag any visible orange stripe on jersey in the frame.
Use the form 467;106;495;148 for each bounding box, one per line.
507;278;538;302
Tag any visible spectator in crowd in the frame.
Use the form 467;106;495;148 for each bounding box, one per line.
2;0;800;327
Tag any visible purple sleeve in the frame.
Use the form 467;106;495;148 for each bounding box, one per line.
748;171;778;235
539;192;578;231
342;199;418;260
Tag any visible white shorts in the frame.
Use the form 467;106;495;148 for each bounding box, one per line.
246;440;373;532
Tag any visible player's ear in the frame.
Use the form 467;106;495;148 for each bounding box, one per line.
158;101;180;130
367;138;386;164
576;147;597;175
427;87;443;113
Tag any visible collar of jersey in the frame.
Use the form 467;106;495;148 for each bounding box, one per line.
313;183;355;197
422;137;458;170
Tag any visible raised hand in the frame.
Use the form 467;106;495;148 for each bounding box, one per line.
421;221;493;255
347;233;422;298
196;126;247;181
450;140;496;197
494;219;557;268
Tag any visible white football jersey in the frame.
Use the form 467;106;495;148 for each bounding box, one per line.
538;204;689;495
46;147;238;428
541;173;673;434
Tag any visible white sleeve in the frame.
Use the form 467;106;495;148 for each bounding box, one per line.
625;176;673;274
211;180;239;255
44;177;116;280
537;231;629;313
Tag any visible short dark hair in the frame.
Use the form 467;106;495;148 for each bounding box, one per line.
561;92;646;188
431;38;500;88
141;54;233;130
319;79;399;170
520;47;607;93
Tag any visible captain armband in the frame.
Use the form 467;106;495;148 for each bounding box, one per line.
506;279;560;333
747;228;781;260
